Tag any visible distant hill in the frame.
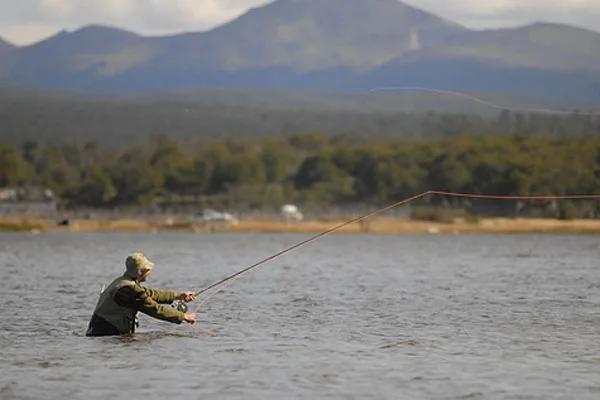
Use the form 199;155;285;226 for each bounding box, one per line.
0;0;466;91
2;26;152;88
0;37;14;55
352;23;600;100
167;0;465;71
0;0;599;100
2;0;463;91
1;85;597;146
388;23;600;71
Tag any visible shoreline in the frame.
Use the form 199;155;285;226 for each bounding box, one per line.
3;216;600;234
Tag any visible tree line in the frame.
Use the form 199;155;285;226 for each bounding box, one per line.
2;132;600;218
1;90;599;146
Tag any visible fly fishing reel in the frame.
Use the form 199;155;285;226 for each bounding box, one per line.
171;300;188;313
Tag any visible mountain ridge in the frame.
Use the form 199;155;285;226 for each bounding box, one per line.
0;0;599;99
0;37;15;54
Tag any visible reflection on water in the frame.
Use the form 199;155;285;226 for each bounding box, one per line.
1;232;599;399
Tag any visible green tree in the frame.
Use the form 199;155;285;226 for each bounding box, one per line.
210;155;265;193
110;150;162;205
428;153;470;192
21;140;39;165
0;144;24;187
293;155;337;190
63;165;116;207
260;143;287;183
288;132;328;151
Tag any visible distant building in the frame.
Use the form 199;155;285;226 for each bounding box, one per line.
280;204;303;222
0;187;57;214
0;188;17;201
198;209;239;225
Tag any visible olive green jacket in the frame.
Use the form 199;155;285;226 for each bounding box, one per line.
115;279;185;324
87;275;184;336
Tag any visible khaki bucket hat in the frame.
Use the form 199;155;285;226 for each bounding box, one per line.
125;252;155;277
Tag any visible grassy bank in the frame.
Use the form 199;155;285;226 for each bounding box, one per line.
2;216;600;234
226;217;600;235
0;220;46;232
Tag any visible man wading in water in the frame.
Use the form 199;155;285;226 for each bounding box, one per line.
86;253;197;337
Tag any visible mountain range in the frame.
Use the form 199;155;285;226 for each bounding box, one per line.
1;0;599;100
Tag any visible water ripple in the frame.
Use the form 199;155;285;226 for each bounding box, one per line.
1;232;599;399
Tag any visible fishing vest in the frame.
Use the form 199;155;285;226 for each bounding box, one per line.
92;276;139;334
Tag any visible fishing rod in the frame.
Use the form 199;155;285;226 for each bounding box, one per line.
170;190;600;314
170;191;435;314
173;262;272;313
173;273;258;311
193;267;255;297
173;86;600;315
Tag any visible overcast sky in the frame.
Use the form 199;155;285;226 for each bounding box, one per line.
1;0;599;45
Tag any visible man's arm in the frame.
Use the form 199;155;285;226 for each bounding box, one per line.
142;288;197;304
138;295;185;324
115;285;184;324
144;287;197;304
142;287;178;304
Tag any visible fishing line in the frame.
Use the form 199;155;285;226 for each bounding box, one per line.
190;190;600;316
369;86;600;116
190;191;431;313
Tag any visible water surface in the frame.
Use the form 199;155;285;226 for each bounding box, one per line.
1;232;599;399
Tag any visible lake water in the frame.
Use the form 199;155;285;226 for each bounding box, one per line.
0;232;599;399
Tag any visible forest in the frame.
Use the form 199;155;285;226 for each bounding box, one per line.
1;89;598;146
2;123;600;218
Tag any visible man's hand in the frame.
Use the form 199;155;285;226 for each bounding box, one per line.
183;312;197;324
176;292;197;302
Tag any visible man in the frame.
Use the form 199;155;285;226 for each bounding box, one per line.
86;252;197;337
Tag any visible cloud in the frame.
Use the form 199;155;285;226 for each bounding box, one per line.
1;0;600;45
38;0;74;17
1;0;267;26
137;0;261;30
0;24;58;45
402;0;600;30
0;0;270;42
